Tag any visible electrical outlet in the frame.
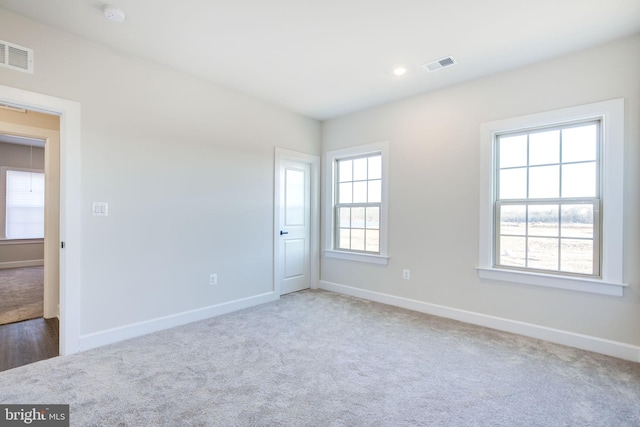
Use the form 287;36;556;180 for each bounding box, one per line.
402;269;411;280
210;274;218;286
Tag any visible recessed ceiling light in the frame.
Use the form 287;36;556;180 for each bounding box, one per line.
103;5;126;23
393;67;407;76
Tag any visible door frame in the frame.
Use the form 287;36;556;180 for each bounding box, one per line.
274;148;320;296
0;84;82;356
0;122;59;320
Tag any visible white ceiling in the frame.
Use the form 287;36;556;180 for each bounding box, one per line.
1;0;639;120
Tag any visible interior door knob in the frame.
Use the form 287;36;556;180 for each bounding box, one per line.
280;230;289;235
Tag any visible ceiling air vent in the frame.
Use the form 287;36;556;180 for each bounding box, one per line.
423;56;456;72
0;40;34;74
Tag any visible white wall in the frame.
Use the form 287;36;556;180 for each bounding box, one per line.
0;9;320;336
321;35;640;349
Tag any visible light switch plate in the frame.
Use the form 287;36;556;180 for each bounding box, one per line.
92;202;108;216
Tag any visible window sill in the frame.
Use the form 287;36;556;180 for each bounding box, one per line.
0;238;44;245
324;250;389;266
476;267;625;297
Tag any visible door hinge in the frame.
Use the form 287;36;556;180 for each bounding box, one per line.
61;241;65;249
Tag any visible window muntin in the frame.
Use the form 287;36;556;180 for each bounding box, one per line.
494;121;600;277
335;153;382;254
5;169;45;239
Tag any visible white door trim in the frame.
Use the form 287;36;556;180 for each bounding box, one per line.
0;84;82;356
274;148;319;295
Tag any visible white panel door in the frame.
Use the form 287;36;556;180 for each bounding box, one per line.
279;160;311;294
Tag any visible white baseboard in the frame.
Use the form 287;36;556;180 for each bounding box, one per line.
0;259;44;269
319;280;640;363
79;292;279;352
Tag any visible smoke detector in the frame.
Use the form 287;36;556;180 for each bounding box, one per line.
103;5;126;23
423;56;457;72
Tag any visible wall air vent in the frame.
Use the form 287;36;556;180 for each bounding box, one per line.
0;40;34;74
423;56;456;72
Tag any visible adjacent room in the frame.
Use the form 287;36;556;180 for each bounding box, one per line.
0;0;638;425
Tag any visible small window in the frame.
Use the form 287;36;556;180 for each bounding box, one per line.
335;153;382;254
6;169;45;239
324;141;389;265
495;121;600;277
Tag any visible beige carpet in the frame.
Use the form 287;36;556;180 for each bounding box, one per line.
0;289;638;426
0;266;43;325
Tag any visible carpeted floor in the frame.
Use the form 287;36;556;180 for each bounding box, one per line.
0;289;638;426
0;266;43;325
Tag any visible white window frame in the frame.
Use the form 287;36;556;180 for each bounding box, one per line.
494;119;602;276
478;99;625;296
324;141;389;265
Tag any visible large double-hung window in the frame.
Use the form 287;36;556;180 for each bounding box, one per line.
478;99;625;296
495;121;600;276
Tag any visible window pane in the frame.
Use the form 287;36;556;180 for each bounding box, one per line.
368;155;382;180
528;205;558;237
562;162;596;198
499;205;526;236
351;229;365;251
338;182;352;203
351;207;365;228
6;170;45;239
499;168;527;199
7;207;45;239
368;180;381;203
6;171;45;206
562;125;597;163
529;130;559;166
353;181;367;203
499;236;526;267
339;208;351;228
365;229;379;252
366;207;379;229
560;239;593;275
338;229;350;249
338;160;352;182
499;135;527;168
285;168;305;226
529;165;559;199
527;237;559;271
561;205;593;238
353;158;367;181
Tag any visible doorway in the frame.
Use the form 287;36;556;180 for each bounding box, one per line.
274;148;320;295
0;84;82;357
0;107;60;370
0;109;60;319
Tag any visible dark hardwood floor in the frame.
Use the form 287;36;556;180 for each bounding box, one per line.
0;317;59;372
